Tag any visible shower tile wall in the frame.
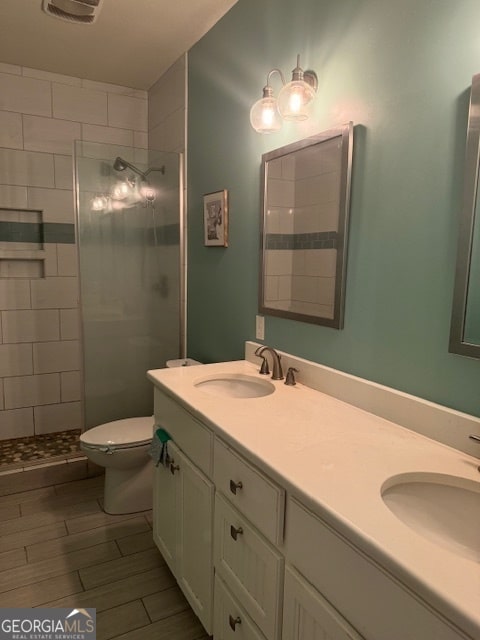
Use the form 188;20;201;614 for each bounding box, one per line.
148;55;187;350
0;63;148;440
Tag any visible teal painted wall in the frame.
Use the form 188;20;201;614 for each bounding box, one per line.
187;0;480;417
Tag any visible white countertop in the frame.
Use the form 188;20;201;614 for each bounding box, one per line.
147;359;480;638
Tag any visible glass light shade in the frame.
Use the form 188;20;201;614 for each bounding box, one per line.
141;184;156;202
111;180;131;200
91;195;108;211
250;96;282;133
277;80;316;121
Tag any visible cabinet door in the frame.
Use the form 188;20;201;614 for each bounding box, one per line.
152;440;181;574
177;446;215;635
283;566;364;640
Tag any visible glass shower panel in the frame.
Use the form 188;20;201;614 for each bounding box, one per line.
75;141;181;429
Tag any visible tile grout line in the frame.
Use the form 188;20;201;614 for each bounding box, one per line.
139;597;153;624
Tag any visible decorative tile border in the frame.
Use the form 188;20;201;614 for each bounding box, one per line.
81;221;180;246
266;231;337;250
0;221;76;244
0;221;180;246
44;223;76;244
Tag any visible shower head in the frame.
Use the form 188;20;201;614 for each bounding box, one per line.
113;156;129;172
113;156;146;179
113;156;165;180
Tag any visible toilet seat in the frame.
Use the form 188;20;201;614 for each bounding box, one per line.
80;417;154;452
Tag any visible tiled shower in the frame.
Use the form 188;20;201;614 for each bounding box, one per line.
0;61;173;466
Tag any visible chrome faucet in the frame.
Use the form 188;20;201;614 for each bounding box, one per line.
255;346;284;380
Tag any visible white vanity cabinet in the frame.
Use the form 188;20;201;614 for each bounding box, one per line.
149;369;478;640
153;389;214;634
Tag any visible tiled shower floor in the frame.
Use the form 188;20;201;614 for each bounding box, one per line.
0;430;82;470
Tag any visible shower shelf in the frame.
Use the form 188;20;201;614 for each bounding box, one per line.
0;249;46;278
0;249;46;259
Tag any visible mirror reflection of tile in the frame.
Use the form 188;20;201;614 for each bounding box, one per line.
263;136;344;320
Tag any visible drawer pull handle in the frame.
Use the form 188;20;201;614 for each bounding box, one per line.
229;479;243;494
170;463;180;475
229;615;241;631
230;525;243;540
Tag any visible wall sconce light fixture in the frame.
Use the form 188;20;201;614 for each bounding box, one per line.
250;55;318;133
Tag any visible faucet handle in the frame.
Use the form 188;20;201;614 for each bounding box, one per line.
285;367;299;386
254;346;270;375
259;357;270;375
469;435;480;443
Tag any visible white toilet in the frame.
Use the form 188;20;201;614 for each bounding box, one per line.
80;359;201;515
80;416;154;515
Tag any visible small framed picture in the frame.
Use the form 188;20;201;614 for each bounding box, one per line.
203;189;228;247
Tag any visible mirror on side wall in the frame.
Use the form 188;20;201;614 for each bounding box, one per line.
450;73;480;357
259;123;353;328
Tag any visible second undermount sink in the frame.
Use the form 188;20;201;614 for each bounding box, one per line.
194;373;275;399
381;473;480;562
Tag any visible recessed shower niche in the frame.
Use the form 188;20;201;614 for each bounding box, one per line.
0;207;46;278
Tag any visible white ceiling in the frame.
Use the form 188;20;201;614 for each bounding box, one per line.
0;0;237;90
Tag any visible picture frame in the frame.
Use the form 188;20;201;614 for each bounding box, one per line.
203;189;228;247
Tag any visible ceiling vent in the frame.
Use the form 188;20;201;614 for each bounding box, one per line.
42;0;104;24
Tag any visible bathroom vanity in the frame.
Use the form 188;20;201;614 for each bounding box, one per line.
147;343;480;640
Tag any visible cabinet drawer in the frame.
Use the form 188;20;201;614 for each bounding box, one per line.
214;493;284;640
283;565;364;640
286;498;468;640
214;438;285;545
214;576;266;640
154;388;212;477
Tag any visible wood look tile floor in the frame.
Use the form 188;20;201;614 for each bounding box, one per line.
0;474;209;640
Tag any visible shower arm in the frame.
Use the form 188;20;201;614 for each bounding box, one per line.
114;157;165;181
144;166;165;178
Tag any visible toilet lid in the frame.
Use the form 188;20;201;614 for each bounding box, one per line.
80;417;154;449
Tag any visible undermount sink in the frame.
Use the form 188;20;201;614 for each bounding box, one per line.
381;473;480;562
194;373;275;399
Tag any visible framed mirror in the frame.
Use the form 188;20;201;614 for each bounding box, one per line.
450;73;480;357
259;122;353;328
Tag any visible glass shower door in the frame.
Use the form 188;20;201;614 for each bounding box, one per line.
75;141;181;429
